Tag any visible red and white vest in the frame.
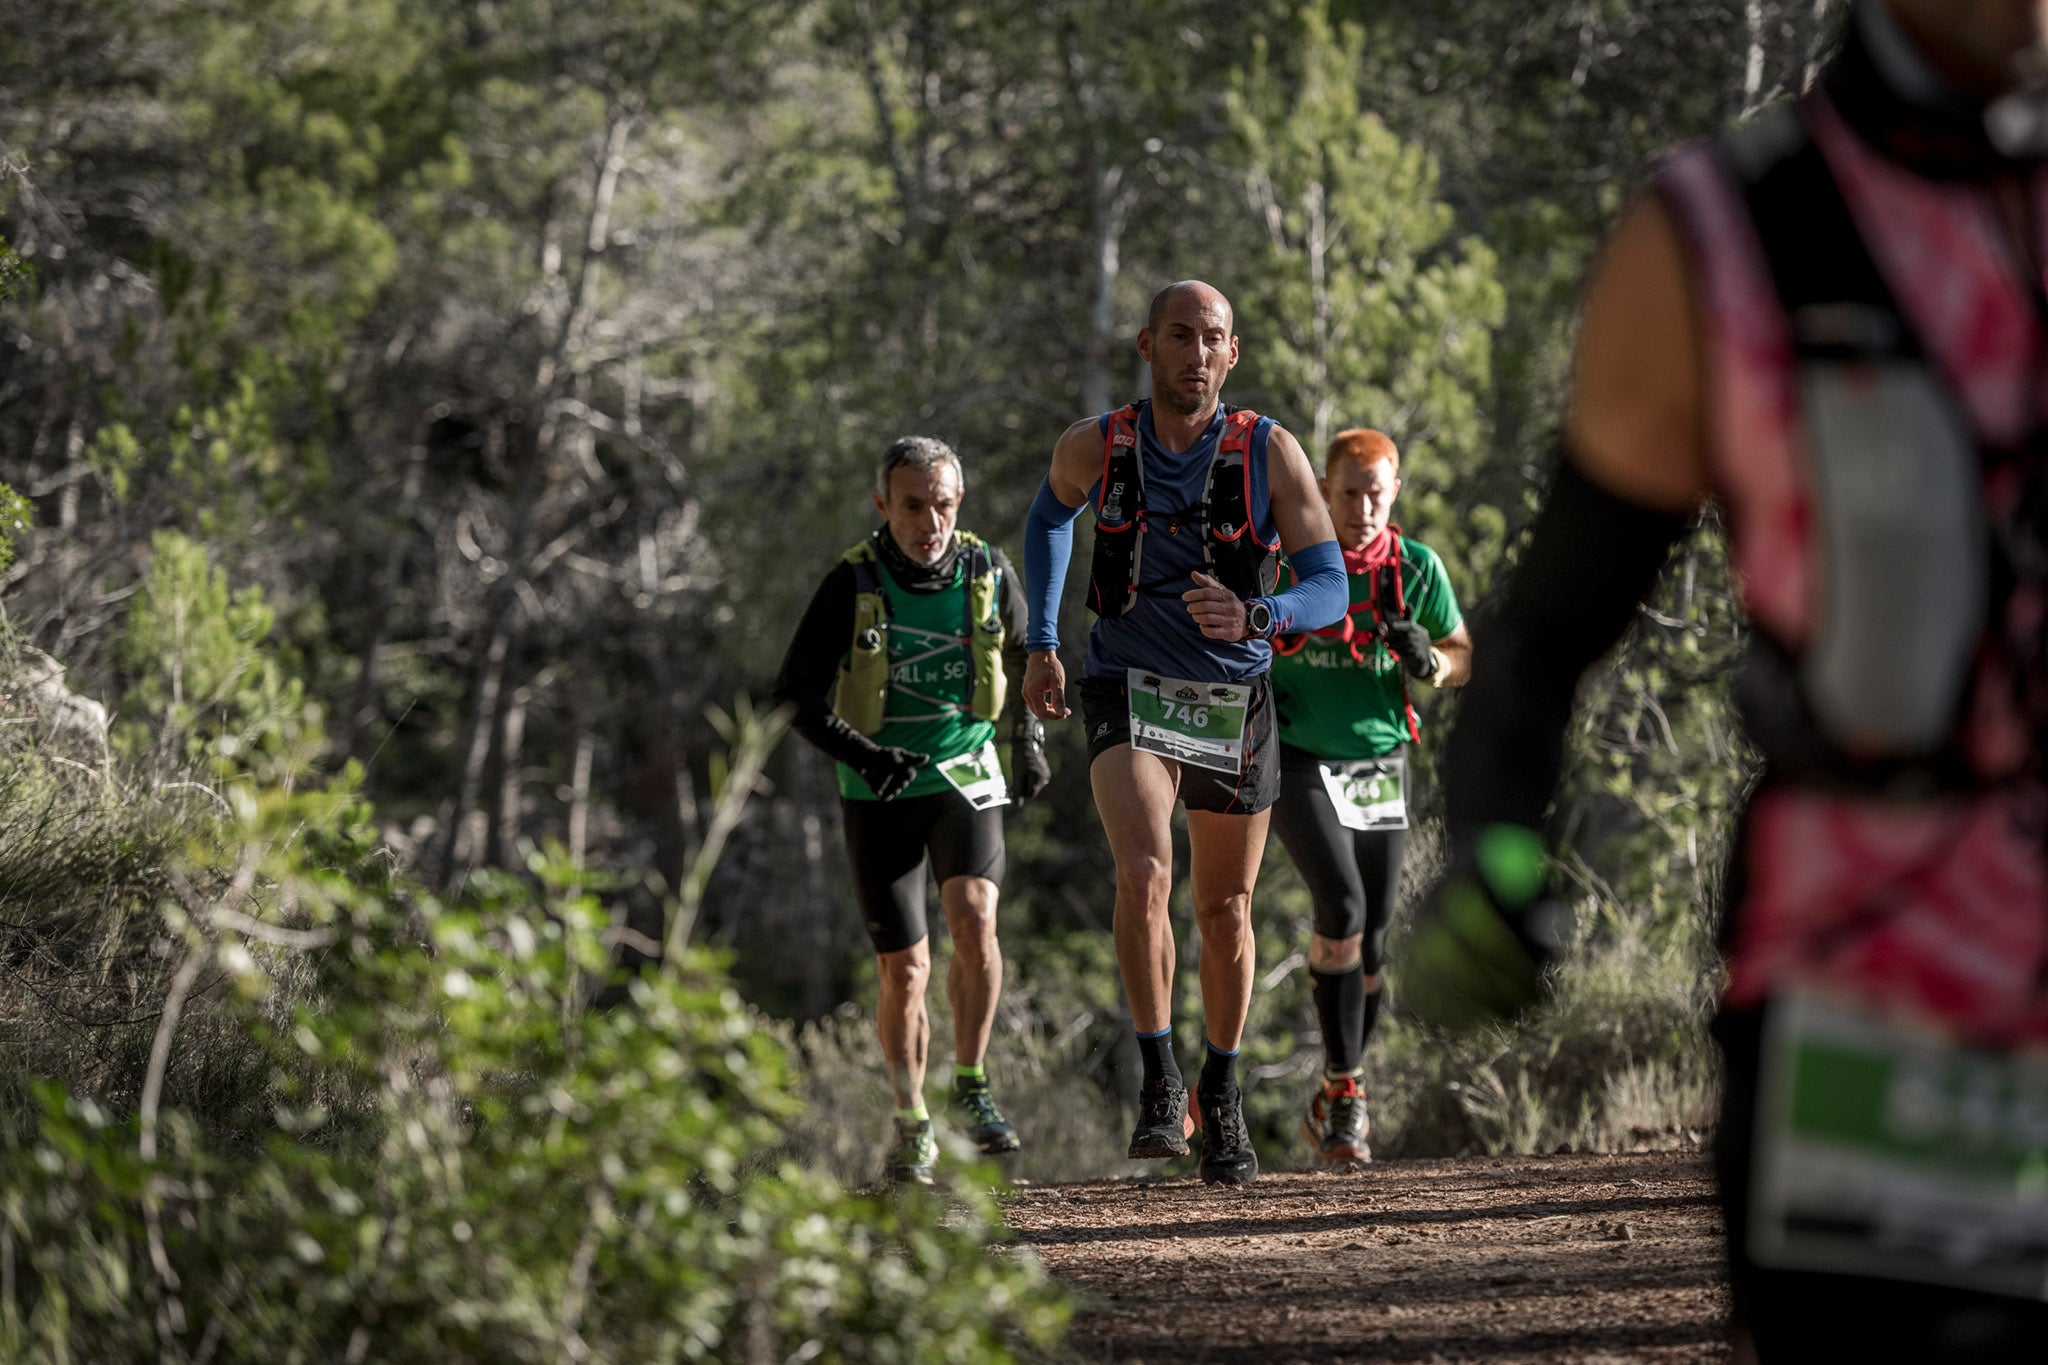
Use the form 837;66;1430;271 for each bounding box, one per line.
1662;89;2048;1041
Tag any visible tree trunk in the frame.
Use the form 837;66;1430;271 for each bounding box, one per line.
487;674;529;868
1083;165;1129;417
567;681;595;882
1801;0;1840;89
348;446;424;764
437;112;632;888
439;621;511;886
1306;179;1333;451
1742;0;1769;115
57;413;85;531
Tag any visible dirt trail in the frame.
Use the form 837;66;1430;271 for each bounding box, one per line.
1007;1149;1730;1364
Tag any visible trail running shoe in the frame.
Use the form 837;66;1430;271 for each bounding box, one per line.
1127;1078;1194;1159
886;1118;937;1185
1300;1075;1372;1163
1196;1083;1258;1186
953;1076;1022;1154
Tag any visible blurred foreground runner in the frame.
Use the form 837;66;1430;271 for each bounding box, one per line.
1410;2;2048;1358
1021;280;1346;1186
1268;430;1471;1163
774;437;1049;1184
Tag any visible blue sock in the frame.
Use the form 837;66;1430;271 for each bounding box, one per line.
1200;1039;1238;1096
1135;1026;1180;1088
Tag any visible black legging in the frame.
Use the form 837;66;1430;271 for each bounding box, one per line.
1714;1003;2048;1361
1271;742;1405;969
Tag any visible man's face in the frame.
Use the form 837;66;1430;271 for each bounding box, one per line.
1138;291;1239;417
874;461;962;566
1889;0;2048;97
1321;455;1400;551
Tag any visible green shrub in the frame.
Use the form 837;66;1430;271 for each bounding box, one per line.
0;665;1067;1362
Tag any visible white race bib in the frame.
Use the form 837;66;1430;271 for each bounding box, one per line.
1126;669;1250;776
1317;755;1408;831
1750;991;2048;1300
937;741;1009;810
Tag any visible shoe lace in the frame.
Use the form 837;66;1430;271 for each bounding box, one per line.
894;1121;935;1161
1137;1081;1184;1128
1327;1090;1369;1135
1204;1090;1248;1158
957;1085;1003;1126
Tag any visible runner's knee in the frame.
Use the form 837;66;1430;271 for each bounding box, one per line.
876;945;930;996
1114;854;1173;913
940;877;999;933
1193;889;1253;935
943;901;999;967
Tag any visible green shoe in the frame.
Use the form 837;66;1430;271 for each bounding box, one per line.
952;1076;1022;1155
886;1118;937;1185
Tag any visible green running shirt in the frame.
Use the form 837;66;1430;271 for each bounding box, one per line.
1271;537;1463;760
837;555;998;801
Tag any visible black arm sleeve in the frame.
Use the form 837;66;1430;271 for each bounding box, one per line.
772;561;887;771
1441;455;1692;846
991;546;1035;738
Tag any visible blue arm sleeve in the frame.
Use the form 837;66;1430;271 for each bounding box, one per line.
1023;477;1086;651
1255;538;1346;635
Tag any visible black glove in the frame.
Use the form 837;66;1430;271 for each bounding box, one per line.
1010;718;1051;802
854;745;926;801
1400;824;1572;1032
1383;618;1436;679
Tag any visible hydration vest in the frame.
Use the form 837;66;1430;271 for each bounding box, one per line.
1272;528;1423;743
1087;402;1281;618
832;530;1007;736
1705;104;2028;791
1658;8;2048;1039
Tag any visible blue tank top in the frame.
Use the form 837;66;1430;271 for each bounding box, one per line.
1083;402;1278;683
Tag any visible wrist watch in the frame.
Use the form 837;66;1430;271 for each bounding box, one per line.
1244;599;1274;640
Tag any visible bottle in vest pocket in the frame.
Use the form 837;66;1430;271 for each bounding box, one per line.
1799;358;1986;755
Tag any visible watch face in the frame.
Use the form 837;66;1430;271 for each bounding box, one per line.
1248;601;1272;637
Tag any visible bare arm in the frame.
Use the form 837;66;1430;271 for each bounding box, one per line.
1046;417;1100;508
1264;423;1340;552
1565;193;1712;512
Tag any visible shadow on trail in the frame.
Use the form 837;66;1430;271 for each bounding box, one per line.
1014;1188;1718;1248
1060;1249;1728;1311
1068;1319;1727;1363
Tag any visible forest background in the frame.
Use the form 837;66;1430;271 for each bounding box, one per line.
0;1;1836;1358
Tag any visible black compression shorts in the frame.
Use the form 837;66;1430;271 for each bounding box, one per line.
1270;742;1406;962
839;790;1005;955
1078;673;1279;815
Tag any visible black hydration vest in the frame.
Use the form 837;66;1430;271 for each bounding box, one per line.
1706;104;2047;792
1087;402;1281;618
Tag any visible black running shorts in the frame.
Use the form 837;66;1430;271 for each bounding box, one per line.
1270;742;1406;963
1078;673;1279;816
839;789;1005;955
